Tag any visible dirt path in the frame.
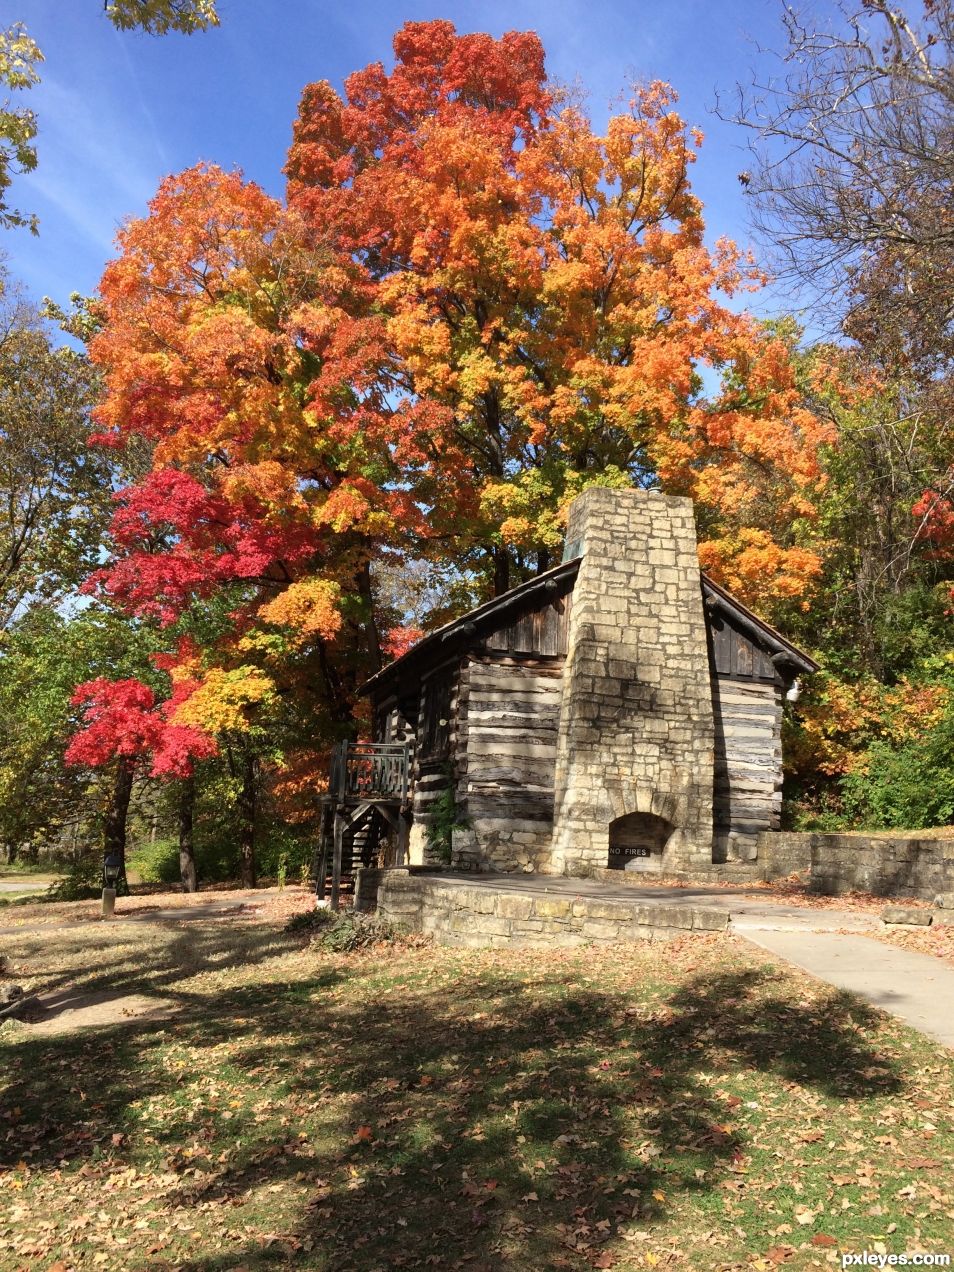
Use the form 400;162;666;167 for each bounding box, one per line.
0;888;314;1033
0;886;305;936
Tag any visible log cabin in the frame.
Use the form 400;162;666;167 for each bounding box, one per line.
348;487;818;884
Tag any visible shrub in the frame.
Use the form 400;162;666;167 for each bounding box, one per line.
841;722;954;830
129;837;181;885
45;855;102;902
128;826;315;888
285;907;404;951
255;828;313;882
425;781;467;865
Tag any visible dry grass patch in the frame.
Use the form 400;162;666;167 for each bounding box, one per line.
1;914;953;1271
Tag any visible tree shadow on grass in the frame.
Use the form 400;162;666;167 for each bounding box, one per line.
165;964;900;1270
2;918;301;1025
0;945;904;1272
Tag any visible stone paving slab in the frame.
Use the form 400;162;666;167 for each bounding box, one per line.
744;929;954;1050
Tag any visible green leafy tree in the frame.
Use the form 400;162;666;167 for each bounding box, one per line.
0;24;41;233
0;270;111;627
1;3;218;234
0;604;159;864
104;1;219;36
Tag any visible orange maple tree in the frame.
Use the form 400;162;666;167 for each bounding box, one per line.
82;20;833;777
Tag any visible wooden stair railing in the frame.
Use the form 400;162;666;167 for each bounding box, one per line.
314;741;412;909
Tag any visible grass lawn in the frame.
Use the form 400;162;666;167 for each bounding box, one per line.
0;862;61;905
1;904;953;1271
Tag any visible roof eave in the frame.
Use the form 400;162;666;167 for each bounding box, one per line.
360;557;583;698
701;575;820;675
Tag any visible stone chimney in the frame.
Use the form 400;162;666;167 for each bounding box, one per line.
551;487;714;875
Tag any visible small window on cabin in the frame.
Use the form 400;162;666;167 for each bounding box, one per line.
420;673;452;760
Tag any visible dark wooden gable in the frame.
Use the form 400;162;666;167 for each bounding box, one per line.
702;577;817;685
482;584;572;658
706;607;779;682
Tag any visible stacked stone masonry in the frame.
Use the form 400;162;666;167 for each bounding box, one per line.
358;868;730;948
761;832;954;900
551;488;714;876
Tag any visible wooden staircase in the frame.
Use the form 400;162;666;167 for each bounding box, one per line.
313;741;412;909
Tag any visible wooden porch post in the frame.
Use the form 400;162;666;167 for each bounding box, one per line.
396;810;410;867
314;803;330;900
331;808;345;912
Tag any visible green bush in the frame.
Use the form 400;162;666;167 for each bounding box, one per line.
128;825;314;888
783;796;850;833
45;856;102;902
425;782;467;865
129;837;181;885
255;827;313;881
841;719;954;830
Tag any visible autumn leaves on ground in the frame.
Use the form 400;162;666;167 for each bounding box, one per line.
2;900;953;1272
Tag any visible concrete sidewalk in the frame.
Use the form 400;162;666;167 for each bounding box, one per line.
743;929;954;1050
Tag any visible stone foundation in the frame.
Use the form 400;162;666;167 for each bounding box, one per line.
451;819;555;874
356;867;729;948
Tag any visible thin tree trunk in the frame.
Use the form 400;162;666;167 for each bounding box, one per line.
237;753;256;888
178;773;197;893
492;546;510;597
104;757;135;894
355;555;382;676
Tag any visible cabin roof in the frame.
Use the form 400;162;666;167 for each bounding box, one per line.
700;575;819;676
362;556;818;699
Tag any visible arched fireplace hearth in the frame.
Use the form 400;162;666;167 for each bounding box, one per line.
607;812;673;872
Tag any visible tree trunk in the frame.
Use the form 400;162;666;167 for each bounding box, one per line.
4;842;17;866
178;773;197;893
237;753;256;888
104;757;135;894
355;554;382;676
492;546;510;597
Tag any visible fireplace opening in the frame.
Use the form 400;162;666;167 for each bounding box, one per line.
607;812;673;872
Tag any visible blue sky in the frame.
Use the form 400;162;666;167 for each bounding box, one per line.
6;0;800;314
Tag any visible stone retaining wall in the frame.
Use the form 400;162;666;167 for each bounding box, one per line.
757;832;814;879
355;867;729;949
758;832;954;900
647;831;954;900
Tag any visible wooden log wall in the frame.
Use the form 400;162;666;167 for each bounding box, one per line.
455;657;563;824
711;677;784;835
411;664;460;828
